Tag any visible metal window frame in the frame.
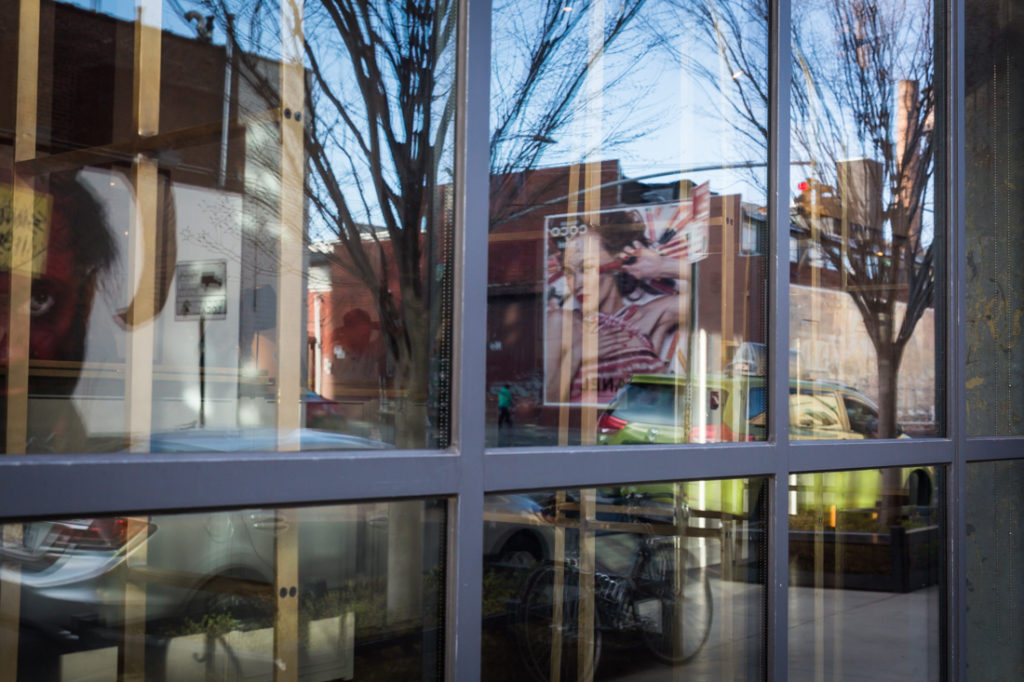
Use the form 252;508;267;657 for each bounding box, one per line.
0;0;1017;679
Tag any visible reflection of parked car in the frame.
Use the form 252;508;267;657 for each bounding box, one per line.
149;426;387;452
483;494;554;565
303;389;346;429
0;429;421;675
483;489;682;568
597;374;904;444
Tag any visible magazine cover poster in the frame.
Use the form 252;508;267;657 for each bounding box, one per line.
543;187;708;407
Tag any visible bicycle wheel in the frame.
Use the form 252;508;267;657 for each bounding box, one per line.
631;542;712;664
516;562;602;682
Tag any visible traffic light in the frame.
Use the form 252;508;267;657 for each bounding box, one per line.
794;178;814;216
793;178;839;218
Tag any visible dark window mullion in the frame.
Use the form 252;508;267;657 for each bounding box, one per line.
788;438;956;473
447;0;491;678
0;453;461;520
950;0;967;673
769;0;794;675
483;445;776;492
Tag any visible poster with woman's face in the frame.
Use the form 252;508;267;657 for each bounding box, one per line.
543;184;708;407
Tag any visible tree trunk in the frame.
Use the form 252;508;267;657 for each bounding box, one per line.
875;341;899;439
875;341;905;528
391;310;432;449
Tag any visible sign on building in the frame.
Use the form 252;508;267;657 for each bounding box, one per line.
175;260;227;320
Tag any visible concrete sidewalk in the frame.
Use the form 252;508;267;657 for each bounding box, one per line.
599;580;941;681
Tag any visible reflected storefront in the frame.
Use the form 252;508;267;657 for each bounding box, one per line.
788;0;943;441
482;479;767;681
2;500;446;680
485;0;769;448
483;0;946;448
787;467;945;681
1;0;456;678
0;0;1020;679
0;0;454;454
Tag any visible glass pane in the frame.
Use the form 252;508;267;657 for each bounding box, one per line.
482;478;767;680
0;0;454;453
964;0;1024;435
788;466;945;680
0;498;446;681
486;0;770;446
788;0;943;439
966;460;1024;678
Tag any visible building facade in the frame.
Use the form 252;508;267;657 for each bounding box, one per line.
0;0;1020;680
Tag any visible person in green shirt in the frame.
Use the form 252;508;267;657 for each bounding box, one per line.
497;384;513;429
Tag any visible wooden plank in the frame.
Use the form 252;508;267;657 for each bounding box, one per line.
14;109;278;177
273;509;299;682
120;517;149;682
124;0;162;451
275;0;305;450
128;565;273;600
120;4;162;678
274;5;304;679
579;0;605;448
124;159;159;451
578;234;599;447
0;525;23;682
550;490;566;682
576;488;596;682
7;0;41;455
720;196;735;363
557;164;581;447
1;2;41;678
673;484;688;681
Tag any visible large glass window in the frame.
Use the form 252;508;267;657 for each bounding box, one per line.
964;0;1024;435
482;478;767;680
0;498;447;681
485;0;769;447
787;466;945;680
0;0;455;453
789;0;942;439
0;0;993;679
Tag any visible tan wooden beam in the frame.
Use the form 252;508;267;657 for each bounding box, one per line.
578;0;606;446
7;0;41;455
121;517;149;682
275;0;305;450
128;565;272;599
273;4;304;680
550;490;566;682
576;488;596;682
674;484;688;680
557;163;581;447
274;509;299;682
721;196;736;364
15;112;278;177
125;0;162;451
1;2;41;678
121;4;162;678
579;227;599;448
0;524;23;682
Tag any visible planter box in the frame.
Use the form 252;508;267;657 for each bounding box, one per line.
789;525;941;592
60;646;118;682
164;613;354;681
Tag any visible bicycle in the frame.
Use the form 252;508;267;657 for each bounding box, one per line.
515;500;713;681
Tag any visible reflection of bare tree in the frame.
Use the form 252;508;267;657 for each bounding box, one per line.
185;0;650;445
796;0;935;440
185;0;456;446
685;0;935;439
487;0;649;229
